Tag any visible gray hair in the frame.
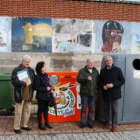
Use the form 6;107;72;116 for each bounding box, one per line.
22;55;31;61
104;56;113;62
87;58;94;63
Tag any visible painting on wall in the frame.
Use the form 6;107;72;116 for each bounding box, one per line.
52;19;93;53
131;22;140;54
12;17;52;52
0;17;11;52
94;20;132;54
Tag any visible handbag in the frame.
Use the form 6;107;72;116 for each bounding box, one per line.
48;94;56;107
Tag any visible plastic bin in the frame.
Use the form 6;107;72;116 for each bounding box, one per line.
0;73;14;114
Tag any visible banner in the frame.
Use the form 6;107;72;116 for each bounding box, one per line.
43;72;82;122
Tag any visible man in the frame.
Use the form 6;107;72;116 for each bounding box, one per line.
77;59;99;128
11;55;35;134
101;21;124;53
99;56;125;132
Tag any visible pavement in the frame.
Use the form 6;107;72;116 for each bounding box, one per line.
1;113;140;140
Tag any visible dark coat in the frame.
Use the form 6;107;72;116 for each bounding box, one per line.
11;64;35;103
99;65;125;101
34;74;50;100
77;66;99;96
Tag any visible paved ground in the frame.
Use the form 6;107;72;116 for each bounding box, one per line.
1;131;140;140
1;114;140;139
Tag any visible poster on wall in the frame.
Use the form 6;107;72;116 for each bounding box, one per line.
94;20;132;54
12;17;52;52
131;22;140;54
52;19;93;53
0;17;11;52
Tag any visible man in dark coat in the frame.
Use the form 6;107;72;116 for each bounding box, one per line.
77;59;99;128
11;55;35;134
99;55;125;132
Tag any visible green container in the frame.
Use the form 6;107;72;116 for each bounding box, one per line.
0;73;14;110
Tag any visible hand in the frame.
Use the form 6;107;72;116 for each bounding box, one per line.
26;81;30;86
88;76;92;81
106;83;113;88
103;85;108;90
47;87;51;91
109;83;113;88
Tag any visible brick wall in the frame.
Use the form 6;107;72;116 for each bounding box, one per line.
0;0;140;22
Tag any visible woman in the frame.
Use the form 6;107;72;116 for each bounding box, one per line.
34;61;53;130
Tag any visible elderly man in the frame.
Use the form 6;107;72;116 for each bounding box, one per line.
11;55;35;134
99;56;125;132
77;59;99;128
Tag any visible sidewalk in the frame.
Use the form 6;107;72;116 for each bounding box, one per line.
1;114;140;135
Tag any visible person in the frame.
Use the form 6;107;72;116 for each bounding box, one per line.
70;19;78;51
77;59;99;128
101;21;124;53
99;56;125;132
34;61;53;130
11;55;35;134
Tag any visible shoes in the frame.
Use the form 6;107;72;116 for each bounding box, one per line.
88;124;93;128
38;124;46;130
103;124;110;129
80;123;86;128
45;122;53;129
111;126;117;132
21;127;32;131
14;129;22;134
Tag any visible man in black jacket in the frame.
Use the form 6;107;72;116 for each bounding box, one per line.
99;56;125;132
11;55;35;134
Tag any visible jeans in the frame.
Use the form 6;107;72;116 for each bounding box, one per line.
104;100;118;126
81;96;97;125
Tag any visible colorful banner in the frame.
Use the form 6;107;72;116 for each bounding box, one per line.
43;72;82;122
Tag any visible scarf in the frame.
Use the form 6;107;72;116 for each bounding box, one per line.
41;73;51;99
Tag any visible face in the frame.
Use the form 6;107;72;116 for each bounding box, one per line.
87;60;94;69
41;64;46;74
107;30;122;45
105;57;113;67
22;59;30;68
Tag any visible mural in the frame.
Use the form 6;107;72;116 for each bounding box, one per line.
94;20;132;54
0;17;11;52
12;17;52;52
131;22;140;54
52;19;93;52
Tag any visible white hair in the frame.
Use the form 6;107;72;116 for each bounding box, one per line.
22;55;31;61
87;58;94;63
104;56;113;62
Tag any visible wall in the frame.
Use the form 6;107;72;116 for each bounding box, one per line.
0;0;139;72
0;0;140;22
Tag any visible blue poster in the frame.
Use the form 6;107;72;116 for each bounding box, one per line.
12;17;52;52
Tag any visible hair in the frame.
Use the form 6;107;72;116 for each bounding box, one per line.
22;55;31;61
35;61;45;74
87;58;94;63
102;21;124;44
104;56;113;62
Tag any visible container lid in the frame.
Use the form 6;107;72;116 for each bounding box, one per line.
0;73;11;80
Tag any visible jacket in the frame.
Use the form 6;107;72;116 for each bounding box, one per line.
11;64;35;103
34;73;50;100
77;66;99;96
99;65;125;101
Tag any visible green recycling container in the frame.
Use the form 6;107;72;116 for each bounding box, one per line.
0;73;14;110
